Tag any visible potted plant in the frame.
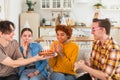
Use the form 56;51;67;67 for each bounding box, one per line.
42;18;46;26
93;3;103;9
26;0;36;11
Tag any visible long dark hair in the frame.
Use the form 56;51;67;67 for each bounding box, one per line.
20;28;33;58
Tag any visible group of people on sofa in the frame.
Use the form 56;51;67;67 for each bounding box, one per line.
0;18;120;80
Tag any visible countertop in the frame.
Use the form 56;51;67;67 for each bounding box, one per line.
35;36;94;42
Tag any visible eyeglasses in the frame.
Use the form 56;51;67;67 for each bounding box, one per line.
91;27;101;32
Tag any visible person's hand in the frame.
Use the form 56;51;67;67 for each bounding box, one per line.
27;70;40;78
54;42;64;57
22;41;28;51
22;40;29;56
35;53;54;61
28;72;35;78
85;60;91;66
34;70;39;76
74;60;85;71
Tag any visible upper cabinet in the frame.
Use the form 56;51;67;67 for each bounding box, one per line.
40;0;50;8
52;0;61;8
62;0;72;9
40;0;72;10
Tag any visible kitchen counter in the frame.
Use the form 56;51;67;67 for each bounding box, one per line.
35;36;94;42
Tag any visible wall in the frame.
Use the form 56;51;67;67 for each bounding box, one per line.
37;0;96;26
0;0;23;41
34;0;120;27
0;0;5;20
0;0;120;41
71;2;95;26
9;0;23;40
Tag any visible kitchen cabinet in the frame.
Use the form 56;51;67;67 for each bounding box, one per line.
36;26;94;49
75;0;90;4
38;26;55;37
19;12;40;42
36;26;120;48
40;0;72;9
110;27;120;44
38;26;92;38
94;9;120;25
40;0;50;8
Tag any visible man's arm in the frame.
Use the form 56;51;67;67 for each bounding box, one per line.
1;55;50;68
82;64;107;80
74;60;107;80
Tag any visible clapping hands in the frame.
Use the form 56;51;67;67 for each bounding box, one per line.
53;42;64;57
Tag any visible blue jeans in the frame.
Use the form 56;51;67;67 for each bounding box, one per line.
19;69;46;80
50;72;76;80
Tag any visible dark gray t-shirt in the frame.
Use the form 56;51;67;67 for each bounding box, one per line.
0;40;22;77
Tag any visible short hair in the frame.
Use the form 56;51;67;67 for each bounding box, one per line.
55;25;72;39
93;18;111;35
21;28;33;36
0;20;15;34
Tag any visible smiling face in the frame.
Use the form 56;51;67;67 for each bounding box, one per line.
56;30;69;44
55;25;72;44
0;25;15;42
91;18;111;41
91;22;104;40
